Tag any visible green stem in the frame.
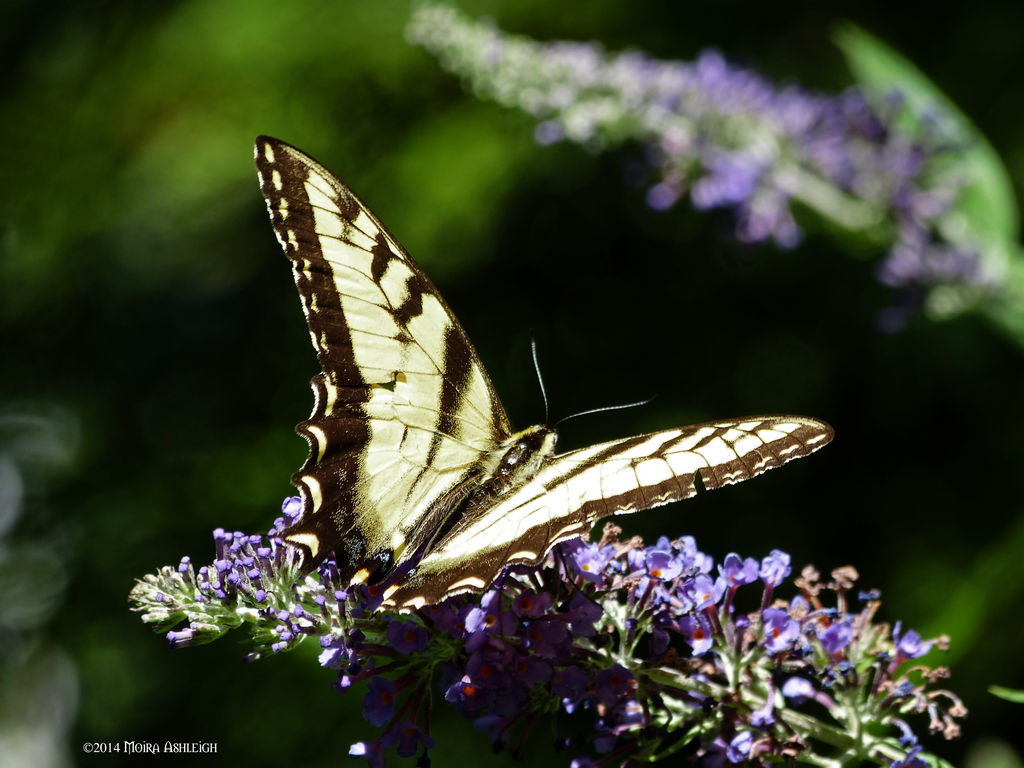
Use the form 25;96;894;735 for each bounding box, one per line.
780;165;887;232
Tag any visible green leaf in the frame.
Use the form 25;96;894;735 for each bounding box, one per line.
834;23;1018;248
834;23;1024;338
989;685;1024;703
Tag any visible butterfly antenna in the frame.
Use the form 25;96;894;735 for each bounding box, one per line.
554;395;657;429
531;333;551;424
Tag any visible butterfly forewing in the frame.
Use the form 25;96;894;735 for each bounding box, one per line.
382;416;832;609
255;137;511;581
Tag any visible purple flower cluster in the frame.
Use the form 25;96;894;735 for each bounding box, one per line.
407;2;1001;318
129;498;967;767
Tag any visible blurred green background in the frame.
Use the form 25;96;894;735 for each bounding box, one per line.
2;1;1023;766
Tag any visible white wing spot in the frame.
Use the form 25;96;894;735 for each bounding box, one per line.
509;550;537;562
322;379;338;415
677;426;716;451
272;169;283;191
262;143;276;163
601;462;641;497
300;475;323;512
731;434;764;456
398;595;426;610
307;425;327;462
695;436;737;465
378;259;412;308
286;532;320;559
305;175;343;214
630;432;681;458
635;457;673;486
313;206;344;238
552;522;583;541
757;429;786;443
664;450;706;476
448;576;486;591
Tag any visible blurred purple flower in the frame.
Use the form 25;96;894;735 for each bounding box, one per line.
691;152;763;210
408;2;1002;319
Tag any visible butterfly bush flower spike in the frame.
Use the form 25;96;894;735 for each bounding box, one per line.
130;512;966;766
406;2;1003;321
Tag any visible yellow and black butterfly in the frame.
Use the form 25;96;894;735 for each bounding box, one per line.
255;137;832;611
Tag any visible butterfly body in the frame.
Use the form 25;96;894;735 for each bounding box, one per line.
255;136;833;611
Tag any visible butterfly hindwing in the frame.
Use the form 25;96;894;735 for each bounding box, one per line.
255;136;511;583
381;416;832;609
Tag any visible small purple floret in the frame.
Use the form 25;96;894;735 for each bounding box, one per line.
720;553;761;588
571;542;614;583
781;676;816;704
386;620;428;654
819;621;854;654
762;607;800;654
760;549;792;587
893;623;932;661
362;677;396;727
726;730;754;763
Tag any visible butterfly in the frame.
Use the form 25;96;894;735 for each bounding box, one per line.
254;136;833;611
